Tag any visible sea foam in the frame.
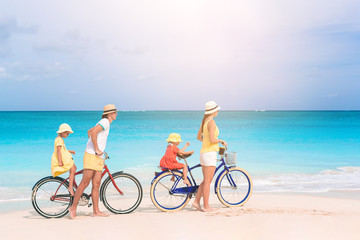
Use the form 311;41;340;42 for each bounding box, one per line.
253;166;360;193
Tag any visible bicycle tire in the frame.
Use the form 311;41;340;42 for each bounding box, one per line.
150;171;191;212
100;172;143;214
216;167;253;207
31;177;73;218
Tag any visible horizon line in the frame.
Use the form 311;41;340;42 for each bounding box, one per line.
1;109;360;112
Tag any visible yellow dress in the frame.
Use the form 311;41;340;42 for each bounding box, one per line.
51;137;74;177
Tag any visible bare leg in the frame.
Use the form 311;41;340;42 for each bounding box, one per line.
69;169;94;219
68;164;77;196
192;165;216;211
193;169;204;211
192;183;203;211
182;165;190;186
201;166;216;212
92;171;108;217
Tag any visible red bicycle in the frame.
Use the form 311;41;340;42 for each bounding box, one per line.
31;152;143;218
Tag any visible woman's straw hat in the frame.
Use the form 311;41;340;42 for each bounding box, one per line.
57;123;74;134
205;101;221;114
166;133;182;143
102;104;118;116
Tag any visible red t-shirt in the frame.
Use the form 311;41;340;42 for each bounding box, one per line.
159;144;184;170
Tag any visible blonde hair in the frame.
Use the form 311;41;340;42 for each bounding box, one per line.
200;114;212;133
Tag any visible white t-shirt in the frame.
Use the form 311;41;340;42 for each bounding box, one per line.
85;118;110;155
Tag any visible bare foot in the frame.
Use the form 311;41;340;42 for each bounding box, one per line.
93;211;109;217
192;202;203;211
68;187;74;196
69;207;76;219
183;179;190;186
203;207;218;212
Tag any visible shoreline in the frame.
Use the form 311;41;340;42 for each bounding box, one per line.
0;193;359;240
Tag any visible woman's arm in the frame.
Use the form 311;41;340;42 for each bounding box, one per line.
208;120;227;146
57;145;63;166
89;125;103;155
197;127;203;142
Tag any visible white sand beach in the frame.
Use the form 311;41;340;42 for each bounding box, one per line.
1;193;359;240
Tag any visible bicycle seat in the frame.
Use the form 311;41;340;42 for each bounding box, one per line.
177;153;192;159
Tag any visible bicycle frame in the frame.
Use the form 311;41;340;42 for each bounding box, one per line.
51;163;123;202
156;156;238;195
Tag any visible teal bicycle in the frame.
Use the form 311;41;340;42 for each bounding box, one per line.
150;147;253;212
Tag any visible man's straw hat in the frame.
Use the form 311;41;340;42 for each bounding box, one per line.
102;104;118;116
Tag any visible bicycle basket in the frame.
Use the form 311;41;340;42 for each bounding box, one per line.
225;152;237;165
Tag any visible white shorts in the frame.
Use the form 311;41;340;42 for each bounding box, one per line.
200;151;217;167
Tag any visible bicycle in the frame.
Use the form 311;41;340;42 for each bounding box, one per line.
31;152;143;218
150;147;252;212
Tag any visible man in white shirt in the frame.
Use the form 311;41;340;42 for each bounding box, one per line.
69;104;118;219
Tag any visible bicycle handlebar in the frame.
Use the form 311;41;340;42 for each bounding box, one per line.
95;151;110;160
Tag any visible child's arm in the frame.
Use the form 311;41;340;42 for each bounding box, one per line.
57;145;64;166
178;142;194;155
180;142;190;152
178;150;194;155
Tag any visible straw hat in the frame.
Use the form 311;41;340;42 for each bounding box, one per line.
57;123;74;134
166;133;182;143
205;101;221;114
102;104;118;116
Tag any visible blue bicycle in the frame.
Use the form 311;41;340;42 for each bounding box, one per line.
150;148;253;212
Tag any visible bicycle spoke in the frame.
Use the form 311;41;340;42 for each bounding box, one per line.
216;168;252;207
31;177;72;218
101;173;142;214
150;172;191;211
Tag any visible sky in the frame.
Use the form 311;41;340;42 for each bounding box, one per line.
0;0;360;111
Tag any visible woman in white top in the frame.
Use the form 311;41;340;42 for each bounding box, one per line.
69;104;118;219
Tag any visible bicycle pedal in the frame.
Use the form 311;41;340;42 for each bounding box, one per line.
88;203;92;207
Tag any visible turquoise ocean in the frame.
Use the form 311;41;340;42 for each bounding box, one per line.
1;111;360;212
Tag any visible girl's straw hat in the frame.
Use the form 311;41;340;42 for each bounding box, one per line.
167;133;182;143
57;123;74;134
205;101;221;114
102;104;118;116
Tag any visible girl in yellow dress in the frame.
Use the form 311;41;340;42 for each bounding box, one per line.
51;123;77;195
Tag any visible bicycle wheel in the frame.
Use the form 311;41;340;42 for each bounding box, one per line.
216;167;253;207
31;177;73;218
150;171;191;212
100;172;143;214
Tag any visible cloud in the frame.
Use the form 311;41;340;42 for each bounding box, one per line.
1;61;66;82
1;0;360;110
32;29;90;54
0;16;37;43
113;45;149;56
0;67;7;78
